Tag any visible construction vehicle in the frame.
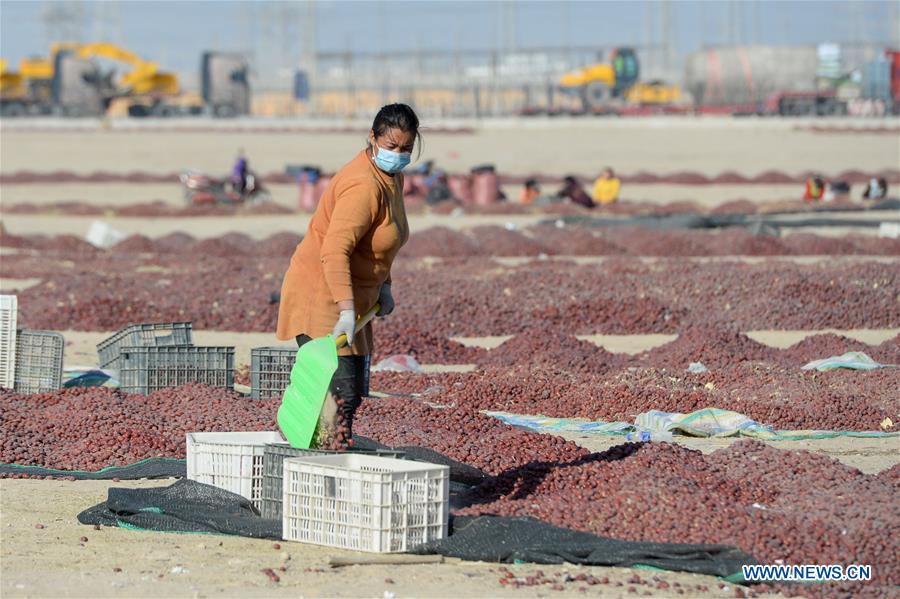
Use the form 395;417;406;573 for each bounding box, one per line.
0;59;27;115
1;43;250;118
200;52;251;117
1;57;56;116
1;50;112;117
64;42;181;116
558;47;681;112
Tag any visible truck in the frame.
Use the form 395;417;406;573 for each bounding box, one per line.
1;52;112;117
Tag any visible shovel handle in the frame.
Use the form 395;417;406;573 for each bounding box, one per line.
334;303;380;348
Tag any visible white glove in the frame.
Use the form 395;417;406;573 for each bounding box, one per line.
332;309;356;346
377;283;395;316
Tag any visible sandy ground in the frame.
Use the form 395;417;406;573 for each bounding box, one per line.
0;480;785;599
2;118;898;177
452;329;898;353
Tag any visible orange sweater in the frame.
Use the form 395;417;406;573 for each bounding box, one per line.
276;149;409;355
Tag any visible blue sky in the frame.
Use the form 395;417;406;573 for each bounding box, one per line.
2;1;897;85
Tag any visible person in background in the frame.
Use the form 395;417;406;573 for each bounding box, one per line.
862;177;888;201
558;175;595;208
592;167;621;205
231;151;249;194
425;169;453;205
519;179;541;205
803;175;826;202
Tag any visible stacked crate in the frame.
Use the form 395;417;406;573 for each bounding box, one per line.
0;295;17;389
97;322;235;394
250;346;297;399
14;330;65;393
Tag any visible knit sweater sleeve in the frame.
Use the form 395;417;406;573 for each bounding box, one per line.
320;177;379;303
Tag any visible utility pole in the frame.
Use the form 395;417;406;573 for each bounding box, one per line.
92;0;122;44
42;0;85;45
661;0;674;80
643;0;655;76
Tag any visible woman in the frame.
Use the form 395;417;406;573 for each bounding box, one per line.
558;175;595;209
276;104;417;439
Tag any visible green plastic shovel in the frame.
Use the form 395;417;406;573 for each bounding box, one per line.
277;304;379;449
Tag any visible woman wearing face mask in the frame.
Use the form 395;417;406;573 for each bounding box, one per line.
276;103;416;439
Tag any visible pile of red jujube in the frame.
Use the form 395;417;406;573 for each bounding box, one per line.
4;228;899;334
449;439;899;598
0;384;278;472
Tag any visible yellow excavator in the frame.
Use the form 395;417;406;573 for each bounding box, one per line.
64;42;181;115
0;59;25;99
1;43;181;117
1;56;54;116
559;47;681;112
70;43;178;94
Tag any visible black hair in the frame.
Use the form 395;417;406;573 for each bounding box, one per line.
563;175;578;185
370;103;423;158
524;178;539;188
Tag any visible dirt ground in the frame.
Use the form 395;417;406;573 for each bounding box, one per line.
0;479;786;599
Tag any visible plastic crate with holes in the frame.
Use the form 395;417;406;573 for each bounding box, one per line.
250;346;297;400
282;454;449;552
96;322;193;370
259;443;407;520
118;345;234;394
186;431;284;508
0;295;17;389
14;330;64;393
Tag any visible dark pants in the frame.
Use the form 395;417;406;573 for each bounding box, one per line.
296;335;370;438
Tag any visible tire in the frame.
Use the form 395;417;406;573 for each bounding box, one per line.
154;104;176;118
582;82;612;111
214;103;236;118
128;105;150;118
1;102;26;117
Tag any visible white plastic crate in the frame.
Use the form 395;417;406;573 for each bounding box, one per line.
0;295;17;389
186;431;284;507
282;454;449;553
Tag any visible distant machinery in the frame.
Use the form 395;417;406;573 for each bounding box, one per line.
558;47;681;112
0;43;251;118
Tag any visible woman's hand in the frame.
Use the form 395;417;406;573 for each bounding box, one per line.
377;283;394;316
332;309;357;346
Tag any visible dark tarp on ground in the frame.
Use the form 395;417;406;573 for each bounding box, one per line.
0;458;186;480
545;208;897;231
413;515;755;580
77;478;280;539
77;480;754;581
